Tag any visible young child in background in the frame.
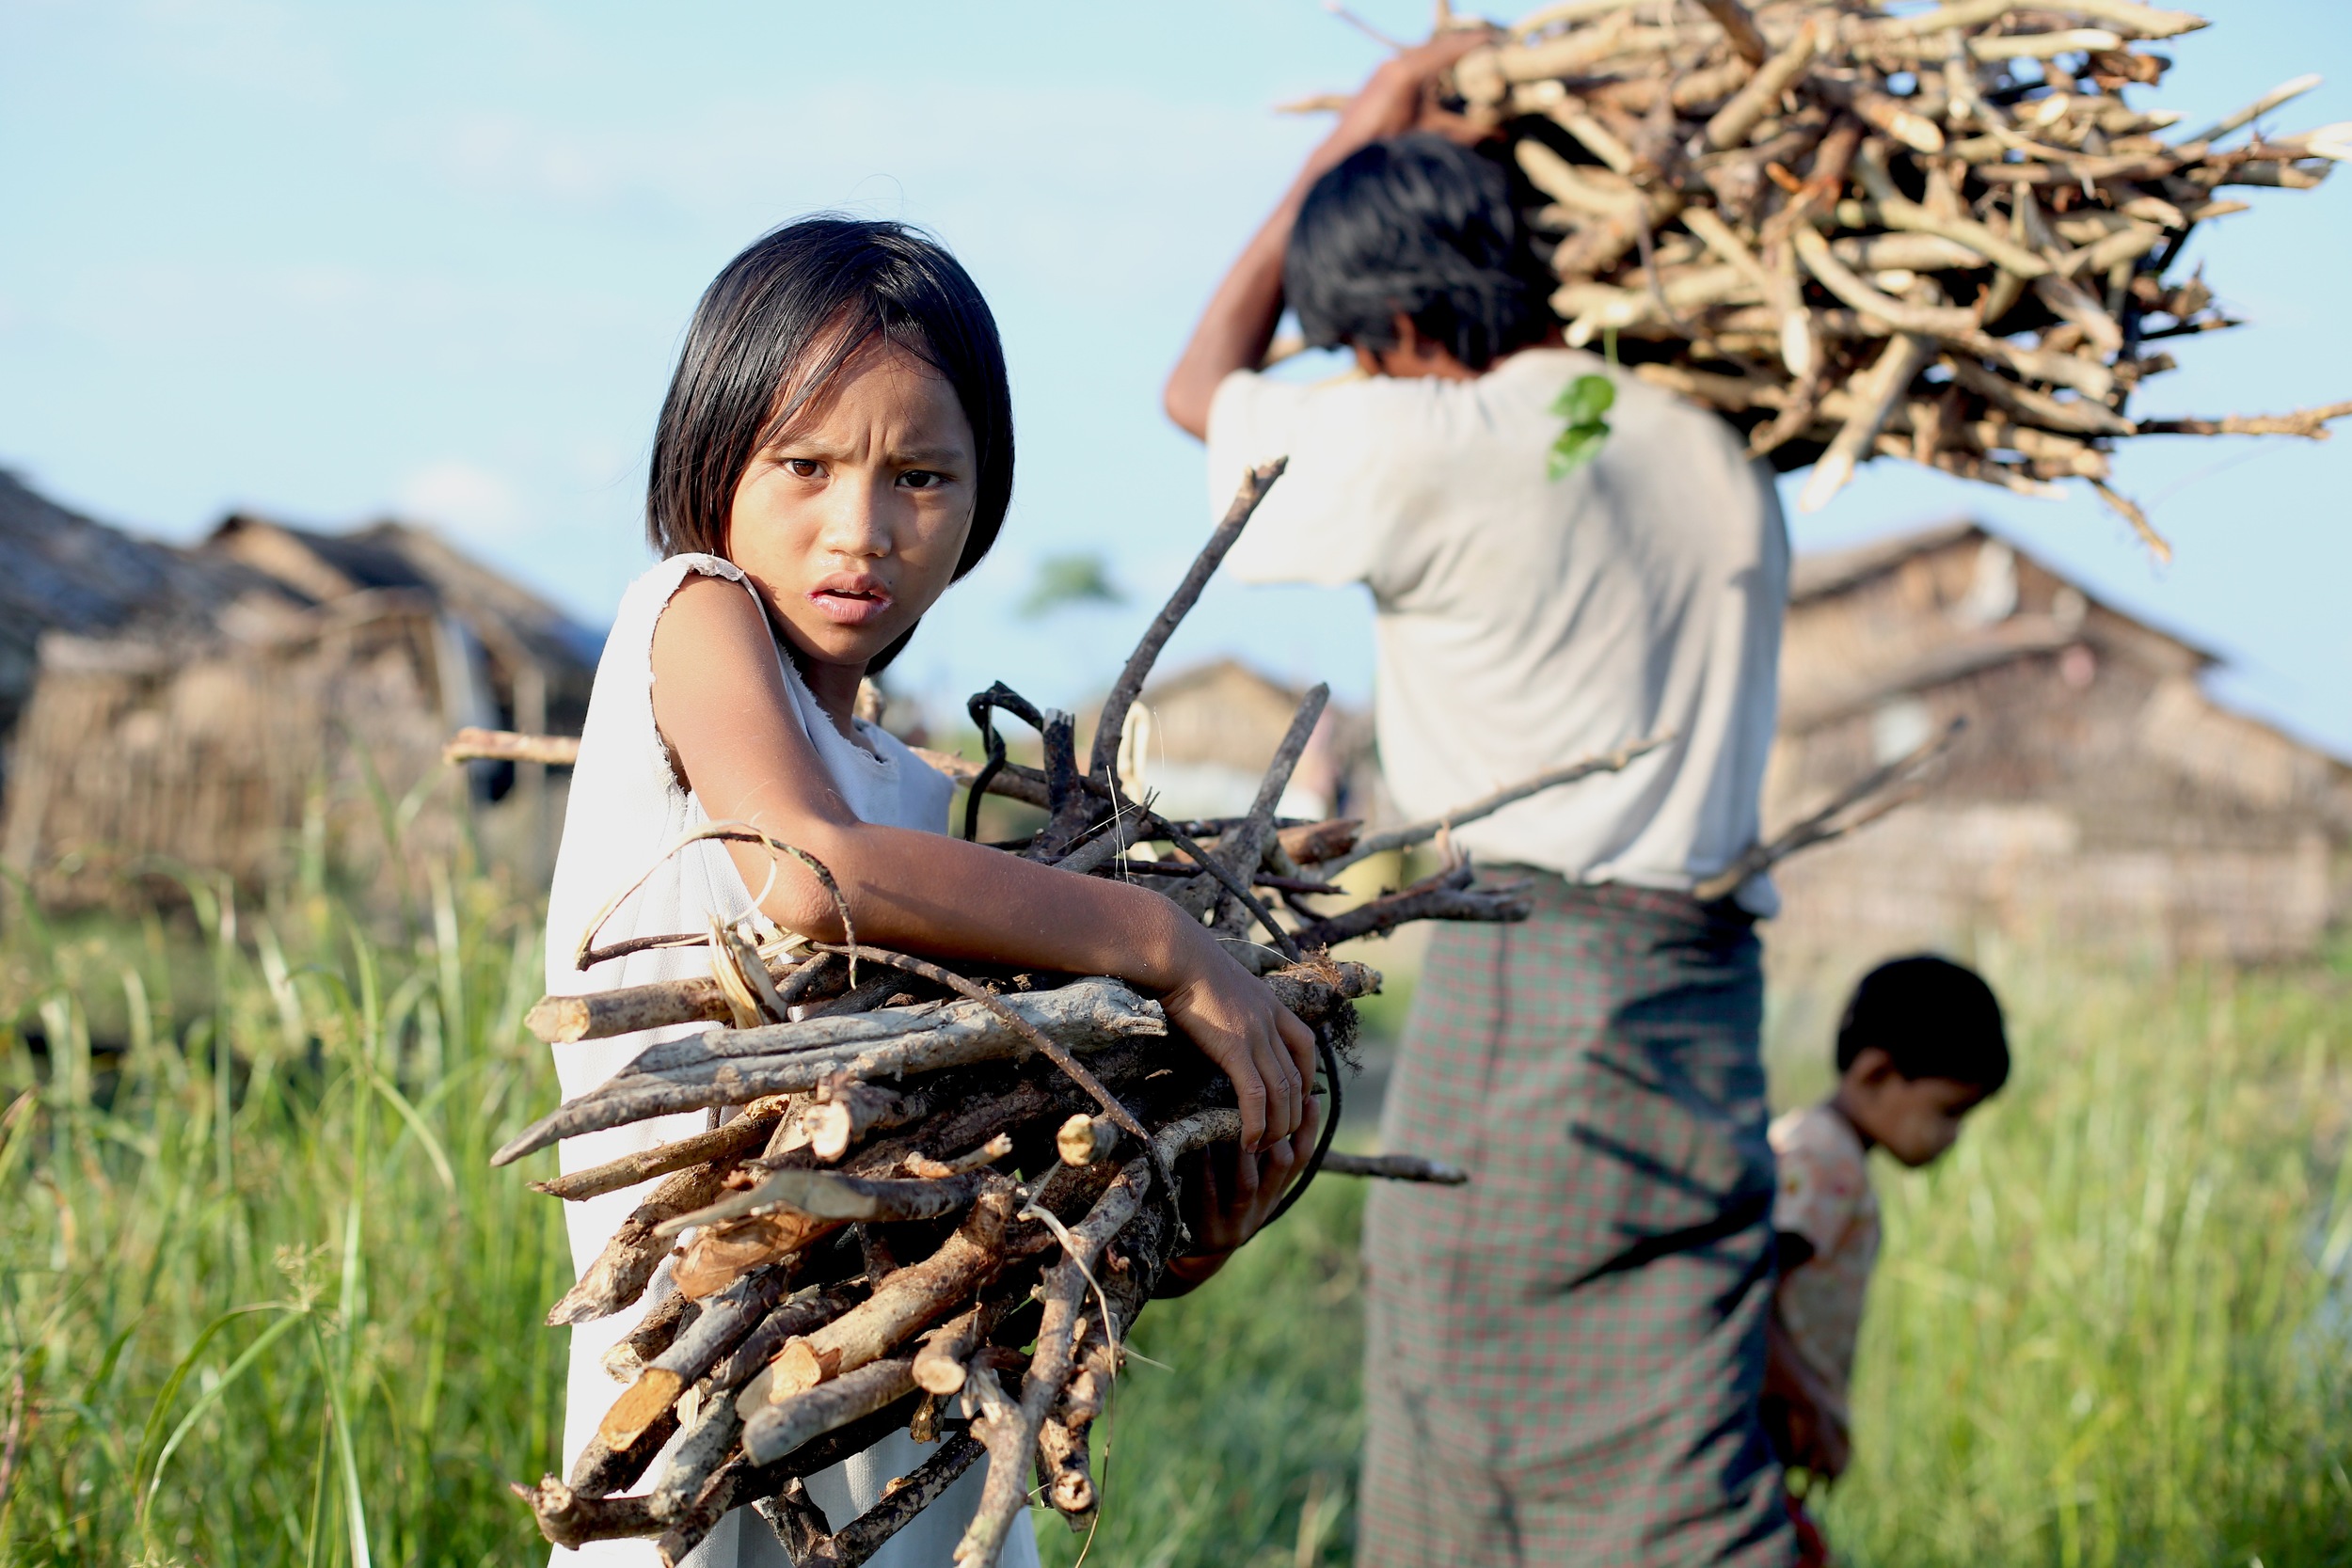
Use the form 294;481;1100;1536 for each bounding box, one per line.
543;217;1319;1568
1765;955;2010;1561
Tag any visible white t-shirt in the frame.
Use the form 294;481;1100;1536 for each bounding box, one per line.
540;553;1025;1568
1206;349;1787;912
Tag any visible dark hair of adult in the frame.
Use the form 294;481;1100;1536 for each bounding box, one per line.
646;217;1013;672
1836;955;2010;1094
1284;133;1546;372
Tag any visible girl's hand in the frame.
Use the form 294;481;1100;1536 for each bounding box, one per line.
1158;942;1318;1150
1159;1092;1327;1295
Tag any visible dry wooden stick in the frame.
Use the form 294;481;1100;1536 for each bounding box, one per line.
532;1100;787;1201
1694;0;1768;67
805;943;1175;1207
1323;734;1671;873
509;1477;661;1548
743;1357;921;1468
597;1264;802;1451
737;1183;1017;1430
547;1162;730;1325
603;1284;698;1383
646;1395;746;1520
1201;683;1330;932
951;1110;1247;1562
568;1403;682;1499
1799;330;1936;513
1089;459;1287;785
529;948;845;1046
704;1278;870;1395
493;979;1168;1164
771;1433;990;1568
1287;865;1534;952
670;1209;841;1302
1320;1151;1471;1183
1693;717;1968;900
2135;401;2352;437
443;725;580;766
660;1164;993;1240
1139;811;1304;964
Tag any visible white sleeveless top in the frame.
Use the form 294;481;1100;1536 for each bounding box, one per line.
541;553;1027;1568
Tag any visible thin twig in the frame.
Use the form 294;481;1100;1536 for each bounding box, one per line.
1089;461;1287;785
1325;734;1671;874
1692;717;1967;900
808;942;1181;1228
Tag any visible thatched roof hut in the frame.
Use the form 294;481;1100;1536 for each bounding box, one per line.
203;515;599;737
1766;520;2351;996
0;480;600;908
0;472;297;795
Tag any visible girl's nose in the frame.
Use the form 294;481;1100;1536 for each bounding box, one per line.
816;468;892;559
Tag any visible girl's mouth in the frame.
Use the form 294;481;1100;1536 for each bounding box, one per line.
807;577;895;627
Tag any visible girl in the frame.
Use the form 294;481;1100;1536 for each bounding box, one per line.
542;217;1319;1567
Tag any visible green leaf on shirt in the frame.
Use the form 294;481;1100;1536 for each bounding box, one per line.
1552;372;1616;427
1548;372;1615;479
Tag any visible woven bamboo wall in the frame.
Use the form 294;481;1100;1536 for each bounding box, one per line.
1;599;470;908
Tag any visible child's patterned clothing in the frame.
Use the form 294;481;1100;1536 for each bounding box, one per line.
1767;1103;1881;1431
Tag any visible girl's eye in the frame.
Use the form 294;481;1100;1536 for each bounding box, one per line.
785;458;822;479
898;469;946;491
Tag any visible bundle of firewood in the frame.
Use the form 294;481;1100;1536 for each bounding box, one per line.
494;465;1654;1567
1429;0;2346;542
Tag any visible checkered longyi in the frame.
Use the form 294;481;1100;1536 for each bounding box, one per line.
1358;876;1794;1568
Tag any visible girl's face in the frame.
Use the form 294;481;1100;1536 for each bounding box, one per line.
726;338;977;681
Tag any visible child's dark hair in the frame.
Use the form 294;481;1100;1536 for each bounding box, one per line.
1285;133;1546;372
647;217;1013;671
1836;955;2010;1093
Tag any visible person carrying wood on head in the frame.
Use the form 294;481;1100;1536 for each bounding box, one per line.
1164;33;1795;1568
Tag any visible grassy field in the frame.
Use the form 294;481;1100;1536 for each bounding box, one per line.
2;861;2349;1565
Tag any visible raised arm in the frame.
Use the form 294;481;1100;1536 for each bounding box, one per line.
650;574;1316;1148
1161;29;1492;439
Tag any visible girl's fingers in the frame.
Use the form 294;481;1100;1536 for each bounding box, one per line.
1231;1058;1269;1151
1256;1035;1300;1146
1277;1007;1317;1085
1194;1146;1223;1221
1225;1142;1263;1210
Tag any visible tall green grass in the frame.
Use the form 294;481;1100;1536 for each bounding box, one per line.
0;865;569;1566
1815;961;2352;1567
1032;1182;1366;1568
4;860;2349;1567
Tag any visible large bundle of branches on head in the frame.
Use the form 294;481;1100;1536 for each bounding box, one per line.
1436;0;2346;546
493;466;1653;1567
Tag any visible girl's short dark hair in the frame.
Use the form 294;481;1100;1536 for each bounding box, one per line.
1836;955;2010;1094
647;217;1013;671
1284;134;1546;372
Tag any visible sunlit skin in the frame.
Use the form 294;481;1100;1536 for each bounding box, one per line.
722;340;977;738
1162;29;1497;437
1352;315;1482;383
1832;1048;1990;1167
646;340;1318;1264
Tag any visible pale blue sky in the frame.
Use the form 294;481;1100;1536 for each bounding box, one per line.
4;1;2346;750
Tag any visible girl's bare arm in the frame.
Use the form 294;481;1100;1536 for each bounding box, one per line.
650;575;1315;1148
